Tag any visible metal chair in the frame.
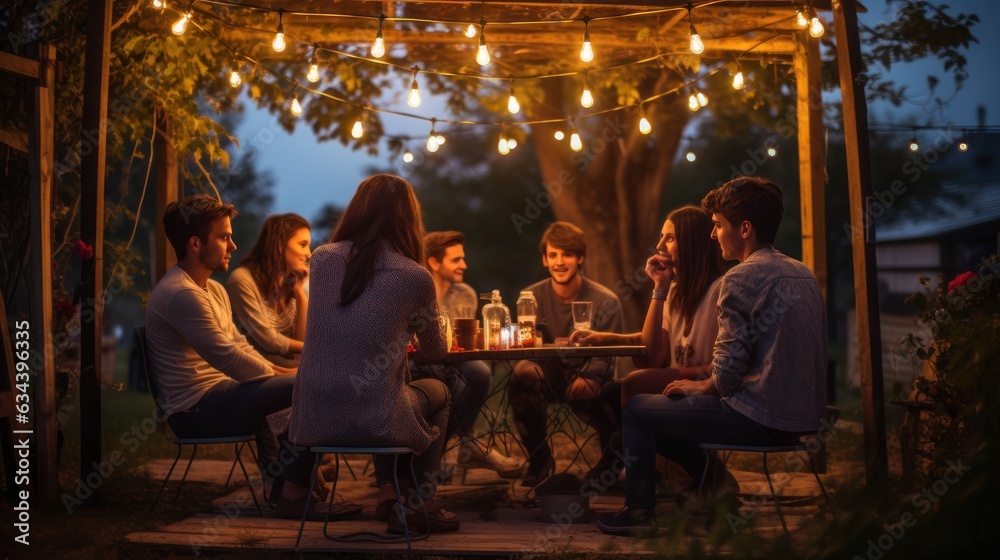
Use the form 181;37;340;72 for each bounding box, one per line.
135;326;264;515
294;446;429;552
698;406;840;533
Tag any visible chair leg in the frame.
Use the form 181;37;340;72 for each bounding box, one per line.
225;441;243;487
810;455;833;511
394;454;412;552
244;441;268;504
698;450;710;495
150;444;184;512
321;455;343;539
172;444;198;504
294;453;322;550
762;452;788;534
233;442;263;516
342;455;358;481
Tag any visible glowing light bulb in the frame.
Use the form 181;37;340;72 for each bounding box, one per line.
686;151;696;162
272;32;285;52
570;132;583;152
580;87;594;108
498;137;510;155
508;139;517;150
172;13;191;35
307;63;320;83
580;32;594;62
689;32;704;54
696;92;708;107
508;93;520;114
767;146;778;157
434;134;445;145
958;140;969;152
371;33;385;58
229;69;241;88
407;78;421;108
909;139;919;152
152;0;164;8
290;96;302;117
476;36;490;65
426;135;439;152
351;120;364;139
639;116;651;135
796;10;809;28
465;24;477;38
554;130;565;140
732;71;744;90
809;16;825;38
403;151;414;163
688;94;700;111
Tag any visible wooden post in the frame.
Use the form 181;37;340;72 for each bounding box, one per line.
28;42;57;502
79;0;112;496
153;107;178;282
832;0;889;492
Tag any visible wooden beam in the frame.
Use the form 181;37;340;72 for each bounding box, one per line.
153;108;178;283
794;34;827;302
832;0;888;492
0;49;39;79
0;126;28;153
28;43;57;502
80;0;112;499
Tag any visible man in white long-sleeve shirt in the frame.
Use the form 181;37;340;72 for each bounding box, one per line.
145;195;296;485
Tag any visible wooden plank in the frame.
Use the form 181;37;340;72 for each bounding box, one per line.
831;0;888;492
0;126;28;153
794;33;828;304
79;0;112;495
153;108;178;282
447;345;646;362
0;49;39;79
0;297;21;501
28;43;58;503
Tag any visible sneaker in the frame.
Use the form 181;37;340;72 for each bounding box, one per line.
596;506;657;537
459;441;524;478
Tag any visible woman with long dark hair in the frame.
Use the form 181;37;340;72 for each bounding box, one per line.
227;213;311;368
283;174;459;533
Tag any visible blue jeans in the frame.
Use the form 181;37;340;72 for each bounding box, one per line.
622;394;794;509
409;360;491;441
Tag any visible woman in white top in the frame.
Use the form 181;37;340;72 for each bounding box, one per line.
570;206;727;485
226;214;312;368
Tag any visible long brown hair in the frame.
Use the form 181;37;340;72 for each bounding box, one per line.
239;213;311;307
667;206;726;334
331;174;425;305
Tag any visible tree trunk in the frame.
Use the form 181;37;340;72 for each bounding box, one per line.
529;71;689;330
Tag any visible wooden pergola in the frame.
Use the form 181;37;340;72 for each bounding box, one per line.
11;0;886;503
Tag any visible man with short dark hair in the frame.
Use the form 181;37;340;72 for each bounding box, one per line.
511;221;624;487
146;195;312;517
598;176;827;536
414;231;521;477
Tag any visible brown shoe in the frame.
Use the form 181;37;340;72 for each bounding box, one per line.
386;499;459;534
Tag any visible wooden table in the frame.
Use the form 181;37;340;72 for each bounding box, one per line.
444;344;646;362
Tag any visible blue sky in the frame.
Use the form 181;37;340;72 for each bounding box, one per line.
232;1;999;221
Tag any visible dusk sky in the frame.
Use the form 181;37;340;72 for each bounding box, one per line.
231;1;1000;222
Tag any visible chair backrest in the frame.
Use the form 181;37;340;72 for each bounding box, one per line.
133;325;163;406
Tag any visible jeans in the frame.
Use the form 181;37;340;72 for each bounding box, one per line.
622;394;794;509
410;360;491;441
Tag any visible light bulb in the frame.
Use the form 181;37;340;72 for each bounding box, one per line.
570;132;583;152
580;33;594;62
465;24;477;38
554;130;565;140
407;79;421;107
371;33;385;58
796;10;809;28
403;151;414;163
689;33;704;54
171;13;191;35
426;135;439;152
351;120;364;139
732;71;744;90
229;69;241;88
290;96;302;117
580;87;594;108
272;32;285;52
809;16;825;38
686;151;696;162
909;139;919;152
639;116;651;135
696;92;708;107
152;0;164;8
958;140;969;152
476;36;490;65
767;146;778;157
688;94;700;111
434;134;445;145
307;63;320;83
498;137;510;155
508;94;520;114
508;139;517;149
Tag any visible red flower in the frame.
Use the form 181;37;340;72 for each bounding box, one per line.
72;240;94;260
947;271;976;294
55;297;78;318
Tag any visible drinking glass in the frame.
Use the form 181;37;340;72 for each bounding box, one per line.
572;301;593;331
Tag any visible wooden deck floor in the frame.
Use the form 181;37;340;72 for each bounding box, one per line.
126;453;833;556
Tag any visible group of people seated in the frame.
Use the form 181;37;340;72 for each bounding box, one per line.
143;173;826;537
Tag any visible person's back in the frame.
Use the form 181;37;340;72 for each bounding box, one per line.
713;247;826;432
